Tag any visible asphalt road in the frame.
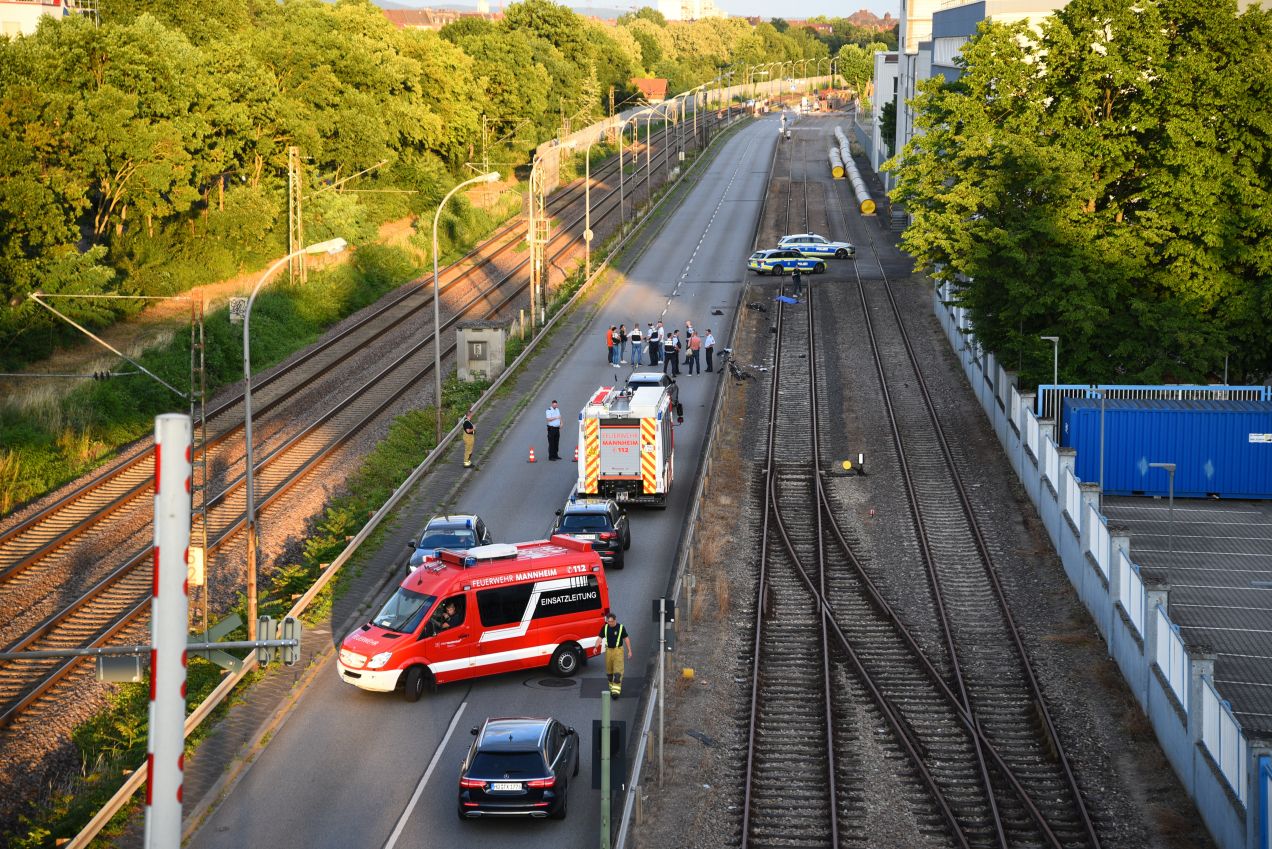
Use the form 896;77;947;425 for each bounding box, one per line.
187;116;780;849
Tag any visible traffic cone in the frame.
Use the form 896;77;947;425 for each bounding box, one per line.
528;447;536;463
573;446;579;462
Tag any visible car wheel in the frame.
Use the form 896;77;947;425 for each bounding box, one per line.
549;644;582;677
623;530;631;551
403;666;428;702
835;248;848;259
613;552;624;569
457;806;468;821
774;265;786;276
550;789;568;820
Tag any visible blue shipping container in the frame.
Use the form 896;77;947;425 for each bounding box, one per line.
1060;399;1272;499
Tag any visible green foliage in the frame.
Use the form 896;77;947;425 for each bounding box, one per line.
0;246;417;515
891;0;1272;386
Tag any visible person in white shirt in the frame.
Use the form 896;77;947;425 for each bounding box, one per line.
545;400;563;460
704;330;716;372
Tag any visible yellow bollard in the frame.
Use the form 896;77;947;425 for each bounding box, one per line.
682;668;695;680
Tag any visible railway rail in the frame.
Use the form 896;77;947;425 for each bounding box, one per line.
0;108;733;733
740;124;1101;848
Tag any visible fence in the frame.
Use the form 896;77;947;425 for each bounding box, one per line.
1119;550;1146;638
1201;678;1249;804
1154;606;1190;711
1035;383;1271;422
929;281;1259;849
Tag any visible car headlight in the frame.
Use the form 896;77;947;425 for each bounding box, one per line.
367;651;394;670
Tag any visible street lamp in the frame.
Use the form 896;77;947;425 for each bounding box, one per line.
244;237;348;639
433;172;500;444
1148;462;1177;555
1041;335;1059;419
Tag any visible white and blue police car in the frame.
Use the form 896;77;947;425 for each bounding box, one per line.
747;249;827;275
777;233;856;259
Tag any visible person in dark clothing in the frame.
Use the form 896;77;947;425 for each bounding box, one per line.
545;400;562;461
663;330;680;376
791;267;803;298
461;410;476;468
704;330;716;372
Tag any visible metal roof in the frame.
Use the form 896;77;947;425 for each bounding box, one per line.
1103;496;1272;736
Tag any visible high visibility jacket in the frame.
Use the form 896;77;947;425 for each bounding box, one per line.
600;623;627;649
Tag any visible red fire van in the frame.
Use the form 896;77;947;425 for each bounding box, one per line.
337;536;609;701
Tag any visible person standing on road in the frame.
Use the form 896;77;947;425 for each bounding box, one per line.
791;267;803;299
663;330;680;376
686;331;702;374
629;322;644;365
606;325;616;365
618;324;629;364
545;400;562;461
647;322;660;365
461;409;476;468
600;612;632;698
704;329;716;372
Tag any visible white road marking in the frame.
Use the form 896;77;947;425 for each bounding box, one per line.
382;699;468;849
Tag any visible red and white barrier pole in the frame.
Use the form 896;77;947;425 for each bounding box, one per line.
145;414;191;848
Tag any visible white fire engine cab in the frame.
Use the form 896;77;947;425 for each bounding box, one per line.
576;373;676;507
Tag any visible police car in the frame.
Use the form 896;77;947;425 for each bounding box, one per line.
747;249;827;276
777;233;856;259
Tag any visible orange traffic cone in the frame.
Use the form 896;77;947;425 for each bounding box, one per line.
573;446;579;462
528;447;536;463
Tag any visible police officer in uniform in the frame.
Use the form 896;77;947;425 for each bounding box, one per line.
599;612;632;698
545;400;562;461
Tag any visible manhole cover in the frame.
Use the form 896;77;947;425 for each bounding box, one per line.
525;677;578;690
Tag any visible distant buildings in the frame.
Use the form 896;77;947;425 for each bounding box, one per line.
887;0;1066;189
1;0;91;38
381;7;501;31
656;0;725;22
631;77;670;103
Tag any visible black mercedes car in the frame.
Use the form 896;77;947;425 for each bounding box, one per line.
458;717;580;819
551;497;631;569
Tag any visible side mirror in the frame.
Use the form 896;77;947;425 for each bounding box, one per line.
555;509;563;516
471;726;480;736
409;538;418;548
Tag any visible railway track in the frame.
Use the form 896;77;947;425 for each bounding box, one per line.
740;123;1101;848
0;108;732;733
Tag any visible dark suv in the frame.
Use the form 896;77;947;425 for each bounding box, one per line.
408;514;492;569
551;497;631;569
458;717;579;819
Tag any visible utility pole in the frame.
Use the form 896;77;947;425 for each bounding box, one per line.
287;146;305;284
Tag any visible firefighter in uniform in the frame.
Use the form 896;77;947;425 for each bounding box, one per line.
599;612;632;698
461;409;476;468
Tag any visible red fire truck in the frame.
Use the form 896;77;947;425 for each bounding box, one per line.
337;537;609;701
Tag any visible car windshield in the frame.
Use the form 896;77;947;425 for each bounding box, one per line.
750;252;765;259
372;588;436;633
419;529;476;549
469;751;548;779
559;514;611;532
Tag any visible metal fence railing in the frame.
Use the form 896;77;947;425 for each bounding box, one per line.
1063;468;1081;523
1042;436;1059;488
1086;502;1110;579
1201;677;1248;803
1119;549;1146;638
1155;606;1190;712
1036;383;1272;423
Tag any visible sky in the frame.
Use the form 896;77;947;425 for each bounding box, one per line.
387;0;901;23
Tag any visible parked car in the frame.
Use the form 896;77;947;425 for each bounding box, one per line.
458;717;580;819
777;233;856;259
408;514;492;569
551;497;631;568
747;249;826;275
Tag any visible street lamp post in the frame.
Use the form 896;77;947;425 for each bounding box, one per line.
243;237;347;639
1041;335;1059;418
433;172;500;444
1149;462;1177;555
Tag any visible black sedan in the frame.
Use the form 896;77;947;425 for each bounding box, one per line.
551;497;631;569
458;717;580;819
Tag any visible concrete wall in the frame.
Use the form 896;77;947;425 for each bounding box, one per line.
930;280;1260;849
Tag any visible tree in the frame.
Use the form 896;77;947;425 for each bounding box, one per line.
890;0;1272;385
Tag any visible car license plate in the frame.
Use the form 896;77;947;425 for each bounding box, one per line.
492;782;521;791
616;491;630;502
